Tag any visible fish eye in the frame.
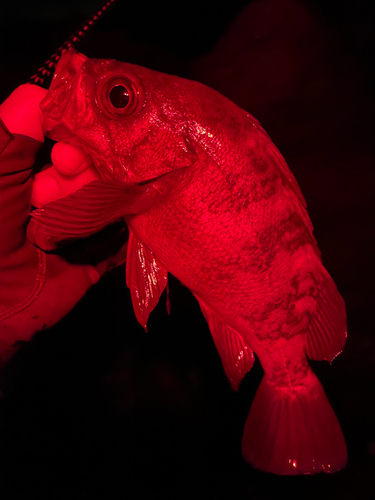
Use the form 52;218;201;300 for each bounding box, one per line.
109;85;130;109
97;74;143;119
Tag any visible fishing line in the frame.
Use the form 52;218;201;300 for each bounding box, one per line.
30;0;118;88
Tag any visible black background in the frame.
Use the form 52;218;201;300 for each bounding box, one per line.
0;0;375;498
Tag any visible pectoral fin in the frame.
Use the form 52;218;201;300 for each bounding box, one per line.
126;230;168;331
198;299;255;391
27;179;164;251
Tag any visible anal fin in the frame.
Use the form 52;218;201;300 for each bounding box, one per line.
126;230;168;331
198;299;254;391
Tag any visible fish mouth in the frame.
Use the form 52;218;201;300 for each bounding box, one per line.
45;122;75;142
44;119;112;181
40;50;130;182
40;50;101;169
45;124;105;180
41;49;88;145
40;50;88;120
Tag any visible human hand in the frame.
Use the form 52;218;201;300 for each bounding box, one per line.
0;84;128;349
31;142;100;207
0;83;100;206
0;84;47;142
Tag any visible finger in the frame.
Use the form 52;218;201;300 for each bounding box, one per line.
31;169;60;207
51;142;93;176
0;84;48;142
32;141;99;207
31;163;100;207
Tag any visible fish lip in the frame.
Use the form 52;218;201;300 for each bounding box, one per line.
45;123;75;142
45;125;102;177
45;120;105;176
40;50;88;130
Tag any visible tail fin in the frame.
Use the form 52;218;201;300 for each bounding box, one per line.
241;370;347;475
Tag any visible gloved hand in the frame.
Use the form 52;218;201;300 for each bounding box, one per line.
0;84;128;362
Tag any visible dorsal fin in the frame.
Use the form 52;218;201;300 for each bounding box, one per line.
305;266;347;362
258;125;320;256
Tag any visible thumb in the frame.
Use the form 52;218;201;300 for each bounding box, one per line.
0;84;47;142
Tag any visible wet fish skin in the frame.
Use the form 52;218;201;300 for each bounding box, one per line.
33;50;347;475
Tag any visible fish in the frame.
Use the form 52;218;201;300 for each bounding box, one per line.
28;49;348;475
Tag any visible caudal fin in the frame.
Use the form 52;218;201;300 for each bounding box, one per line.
241;371;347;475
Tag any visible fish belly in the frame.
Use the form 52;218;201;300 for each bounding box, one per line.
128;160;347;475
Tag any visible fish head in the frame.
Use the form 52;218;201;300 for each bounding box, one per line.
40;50;200;182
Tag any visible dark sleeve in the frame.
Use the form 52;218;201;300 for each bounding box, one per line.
0;120;99;360
0;120;47;348
0;118;42;256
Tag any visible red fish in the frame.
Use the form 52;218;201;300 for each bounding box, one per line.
29;50;347;475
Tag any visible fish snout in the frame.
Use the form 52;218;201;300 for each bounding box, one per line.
40;50;88;132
